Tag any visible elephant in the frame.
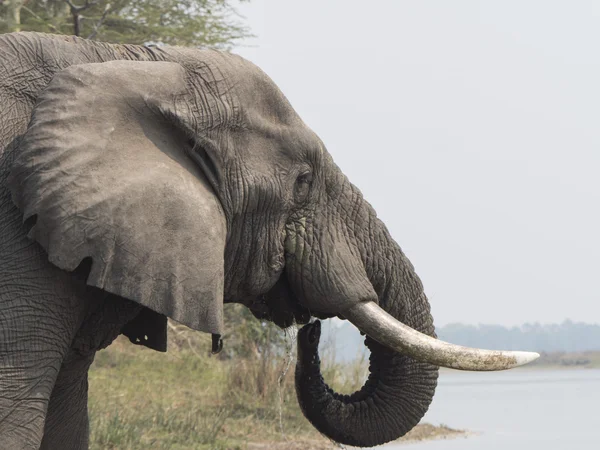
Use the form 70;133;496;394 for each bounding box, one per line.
0;32;538;449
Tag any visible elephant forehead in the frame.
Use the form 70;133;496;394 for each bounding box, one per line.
223;59;325;156
170;46;299;125
165;47;324;159
222;54;302;126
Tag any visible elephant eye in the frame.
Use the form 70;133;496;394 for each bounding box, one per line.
294;171;313;204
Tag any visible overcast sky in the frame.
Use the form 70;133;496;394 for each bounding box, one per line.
234;1;599;327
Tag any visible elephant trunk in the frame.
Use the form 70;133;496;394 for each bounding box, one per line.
294;211;439;447
295;322;437;447
291;174;537;446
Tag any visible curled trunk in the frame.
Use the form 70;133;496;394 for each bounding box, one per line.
296;320;438;447
294;256;439;447
291;179;439;447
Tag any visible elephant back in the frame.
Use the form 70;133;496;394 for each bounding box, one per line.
0;32;167;164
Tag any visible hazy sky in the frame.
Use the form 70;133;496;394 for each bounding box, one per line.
234;1;599;327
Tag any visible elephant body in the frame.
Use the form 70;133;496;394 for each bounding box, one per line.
0;32;534;449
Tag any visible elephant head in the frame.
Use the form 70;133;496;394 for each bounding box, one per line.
8;46;537;447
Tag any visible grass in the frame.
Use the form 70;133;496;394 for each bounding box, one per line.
88;321;369;450
88;320;461;449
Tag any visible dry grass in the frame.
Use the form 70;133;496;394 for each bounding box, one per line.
88;322;462;449
88;324;334;449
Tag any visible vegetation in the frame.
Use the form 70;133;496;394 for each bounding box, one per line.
88;306;461;449
437;320;600;353
0;0;252;48
528;351;600;369
88;307;365;450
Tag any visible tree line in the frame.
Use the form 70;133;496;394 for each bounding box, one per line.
324;319;600;363
437;320;600;353
0;0;252;47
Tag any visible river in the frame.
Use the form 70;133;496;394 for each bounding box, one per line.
383;369;600;449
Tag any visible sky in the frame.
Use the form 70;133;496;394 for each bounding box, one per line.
233;1;599;327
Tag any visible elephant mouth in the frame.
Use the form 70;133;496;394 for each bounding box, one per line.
248;300;311;328
248;296;312;329
247;274;324;329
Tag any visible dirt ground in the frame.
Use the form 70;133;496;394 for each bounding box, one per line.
246;439;334;450
399;423;467;443
246;423;468;449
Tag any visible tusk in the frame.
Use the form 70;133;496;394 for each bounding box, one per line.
344;301;540;371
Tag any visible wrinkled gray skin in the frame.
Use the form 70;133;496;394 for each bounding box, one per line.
0;33;437;449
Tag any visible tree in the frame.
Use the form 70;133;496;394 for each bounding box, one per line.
0;0;252;48
1;1;28;33
221;304;290;361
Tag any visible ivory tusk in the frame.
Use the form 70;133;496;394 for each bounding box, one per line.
344;301;540;371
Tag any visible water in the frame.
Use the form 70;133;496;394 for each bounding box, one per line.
384;369;600;450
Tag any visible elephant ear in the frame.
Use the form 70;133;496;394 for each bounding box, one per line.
8;61;226;336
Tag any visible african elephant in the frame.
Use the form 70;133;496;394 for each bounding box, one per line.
0;32;538;449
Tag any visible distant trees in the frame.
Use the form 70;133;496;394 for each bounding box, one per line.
325;319;600;363
438;320;600;353
0;0;252;48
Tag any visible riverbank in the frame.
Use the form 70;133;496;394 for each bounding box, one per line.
88;328;466;449
526;351;600;369
245;424;467;449
397;423;468;445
